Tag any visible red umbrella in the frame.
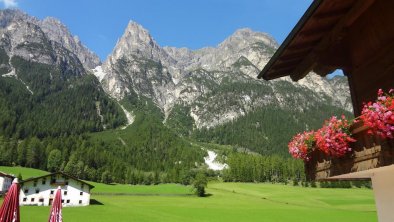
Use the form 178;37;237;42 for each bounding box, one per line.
0;178;20;222
48;186;62;222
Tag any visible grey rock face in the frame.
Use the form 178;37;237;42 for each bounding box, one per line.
97;21;352;128
101;21;178;109
103;21;177;76
0;9;86;77
0;9;100;71
165;28;278;72
101;55;175;109
40;17;101;69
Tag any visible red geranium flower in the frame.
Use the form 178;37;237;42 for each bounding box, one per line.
315;116;356;157
288;131;315;161
361;89;394;139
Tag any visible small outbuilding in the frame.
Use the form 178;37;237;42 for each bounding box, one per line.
0;171;15;194
19;172;94;207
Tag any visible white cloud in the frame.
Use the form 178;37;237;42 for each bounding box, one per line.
1;0;18;8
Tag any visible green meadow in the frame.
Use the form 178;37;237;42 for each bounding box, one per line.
0;166;48;179
0;167;378;222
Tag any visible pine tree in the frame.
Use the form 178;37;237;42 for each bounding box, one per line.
193;171;208;197
47;149;62;172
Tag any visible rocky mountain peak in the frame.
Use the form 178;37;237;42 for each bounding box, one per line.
219;28;278;51
0;9;56;65
39;16;101;69
104;20;177;72
107;21;158;63
41;16;62;26
0;9;32;27
125;20;153;43
40;17;70;41
228;28;255;38
0;9;101;69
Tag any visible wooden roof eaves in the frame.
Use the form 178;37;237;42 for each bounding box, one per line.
21;172;95;189
0;171;15;179
258;0;324;80
259;0;376;81
289;0;376;81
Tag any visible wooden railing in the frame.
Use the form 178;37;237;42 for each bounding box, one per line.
305;121;394;180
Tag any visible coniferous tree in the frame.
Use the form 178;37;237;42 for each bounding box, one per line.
47;149;62;172
193;171;208;197
101;171;112;184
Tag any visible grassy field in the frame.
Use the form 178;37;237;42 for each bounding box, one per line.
90;182;192;195
0;166;378;222
0;166;48;179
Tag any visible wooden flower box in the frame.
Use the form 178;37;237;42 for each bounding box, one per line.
305;121;394;181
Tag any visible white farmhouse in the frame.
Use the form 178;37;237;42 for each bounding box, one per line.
20;172;94;207
0;171;15;194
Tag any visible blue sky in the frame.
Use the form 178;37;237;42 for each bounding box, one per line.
1;0;312;61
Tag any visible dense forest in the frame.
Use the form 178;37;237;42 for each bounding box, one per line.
222;152;305;183
220;151;371;188
0;108;207;184
193;105;352;156
0;55;126;139
0;55;205;184
0;53;201;184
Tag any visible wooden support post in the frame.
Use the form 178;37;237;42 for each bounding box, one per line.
371;166;394;222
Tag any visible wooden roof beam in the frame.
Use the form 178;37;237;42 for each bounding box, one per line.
258;0;324;80
313;7;350;20
289;0;376;81
345;0;376;26
270;66;294;74
274;59;302;69
280;47;312;59
286;40;318;51
299;25;335;37
313;65;337;77
279;51;310;61
290;59;317;81
277;56;303;65
266;71;291;80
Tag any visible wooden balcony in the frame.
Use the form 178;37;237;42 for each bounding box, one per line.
50;181;66;186
305;121;394;181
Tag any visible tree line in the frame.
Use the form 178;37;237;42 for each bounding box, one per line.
221;152;305;183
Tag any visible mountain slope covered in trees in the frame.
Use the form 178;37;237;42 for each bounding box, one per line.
0;9;353;184
0;10;209;184
97;20;353;156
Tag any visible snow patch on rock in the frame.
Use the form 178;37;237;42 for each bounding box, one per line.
119;104;135;130
92;66;106;82
2;69;16;77
204;150;228;171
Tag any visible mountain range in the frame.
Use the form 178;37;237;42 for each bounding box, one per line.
93;18;352;155
0;9;352;182
96;20;351;129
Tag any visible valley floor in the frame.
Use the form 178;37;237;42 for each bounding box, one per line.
0;179;377;221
